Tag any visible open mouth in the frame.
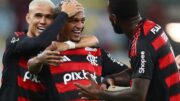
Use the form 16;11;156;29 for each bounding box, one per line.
37;27;46;33
72;30;82;37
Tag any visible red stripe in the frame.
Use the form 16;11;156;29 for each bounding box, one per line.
61;48;101;56
165;72;180;88
18;58;28;69
50;62;102;76
151;33;167;51
158;52;175;70
15;32;24;37
170;94;180;101
56;79;92;93
18;96;30;101
143;20;156;36
18;76;46;92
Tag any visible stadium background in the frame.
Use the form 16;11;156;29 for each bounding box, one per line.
0;0;180;85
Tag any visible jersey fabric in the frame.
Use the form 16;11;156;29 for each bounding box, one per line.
1;12;68;101
49;47;128;101
129;19;180;101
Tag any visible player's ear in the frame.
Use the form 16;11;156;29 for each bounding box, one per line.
26;13;30;24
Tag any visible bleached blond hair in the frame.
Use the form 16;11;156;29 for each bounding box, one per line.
28;0;55;11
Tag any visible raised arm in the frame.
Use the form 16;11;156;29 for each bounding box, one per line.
11;1;84;54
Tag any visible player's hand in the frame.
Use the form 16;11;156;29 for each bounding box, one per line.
101;77;115;90
61;0;84;17
74;73;103;100
50;41;70;52
37;49;61;66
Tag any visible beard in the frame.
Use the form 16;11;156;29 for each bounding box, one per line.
112;23;124;34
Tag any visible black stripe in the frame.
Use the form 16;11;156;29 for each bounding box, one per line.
160;63;178;78
58;90;83;101
169;82;180;96
18;87;48;101
155;42;171;59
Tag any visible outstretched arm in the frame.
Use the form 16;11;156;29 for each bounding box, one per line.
74;74;150;101
102;68;132;88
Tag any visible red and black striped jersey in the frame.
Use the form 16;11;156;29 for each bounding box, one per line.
1;12;69;101
129;19;180;101
49;47;128;101
1;32;53;101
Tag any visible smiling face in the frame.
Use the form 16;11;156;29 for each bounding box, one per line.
26;3;54;37
60;11;85;42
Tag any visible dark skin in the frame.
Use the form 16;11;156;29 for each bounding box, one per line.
74;2;151;101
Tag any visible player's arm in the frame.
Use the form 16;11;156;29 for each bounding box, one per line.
27;49;61;74
50;35;99;51
102;68;132;88
103;78;150;101
28;35;99;74
75;76;150;101
13;1;83;54
77;35;99;48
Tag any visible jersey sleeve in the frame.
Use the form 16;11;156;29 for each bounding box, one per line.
131;39;155;80
6;12;68;55
101;49;128;77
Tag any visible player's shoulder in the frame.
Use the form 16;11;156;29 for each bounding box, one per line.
6;31;26;44
14;32;25;37
142;19;163;37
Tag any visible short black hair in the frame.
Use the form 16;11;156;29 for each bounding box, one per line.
109;0;139;20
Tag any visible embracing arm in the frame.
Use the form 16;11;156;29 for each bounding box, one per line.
14;1;83;54
49;35;99;51
76;35;99;48
15;12;68;54
28;35;99;74
28;49;60;74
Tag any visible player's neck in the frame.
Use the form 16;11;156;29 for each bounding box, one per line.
125;15;142;39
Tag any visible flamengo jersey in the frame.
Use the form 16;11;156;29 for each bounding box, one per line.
129;19;180;101
1;32;50;101
49;47;127;101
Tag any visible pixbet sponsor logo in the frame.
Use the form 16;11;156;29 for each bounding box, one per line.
63;70;97;85
23;71;40;83
139;51;146;74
